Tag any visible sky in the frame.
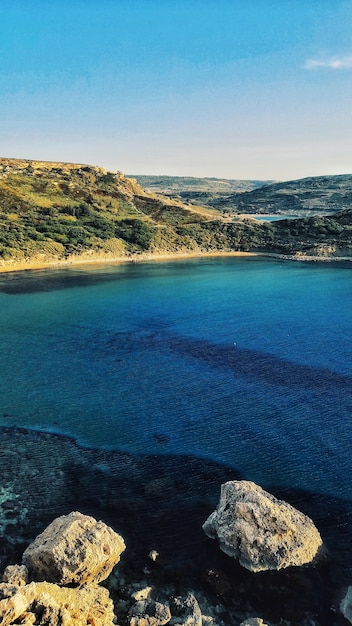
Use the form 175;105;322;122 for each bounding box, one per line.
1;0;352;181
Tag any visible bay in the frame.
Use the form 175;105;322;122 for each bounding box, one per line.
0;255;351;502
1;255;352;624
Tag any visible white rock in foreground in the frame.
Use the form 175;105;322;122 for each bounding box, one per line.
202;480;322;572
22;511;126;585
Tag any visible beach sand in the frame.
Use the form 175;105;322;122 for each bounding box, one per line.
0;250;260;274
0;248;351;274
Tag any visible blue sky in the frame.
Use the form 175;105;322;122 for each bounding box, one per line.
1;0;352;180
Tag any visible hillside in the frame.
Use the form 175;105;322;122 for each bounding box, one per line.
208;174;352;216
0;157;351;268
130;175;274;213
133;173;352;217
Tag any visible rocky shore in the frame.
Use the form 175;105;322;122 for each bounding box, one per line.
0;427;351;625
0;510;272;626
0;503;324;626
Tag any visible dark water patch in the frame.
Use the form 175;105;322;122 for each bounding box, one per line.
0;427;351;625
107;328;352;391
167;334;352;391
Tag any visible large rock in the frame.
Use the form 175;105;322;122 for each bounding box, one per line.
202;480;322;572
0;511;124;625
22;511;125;585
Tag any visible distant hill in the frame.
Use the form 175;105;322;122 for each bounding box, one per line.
130;175;273;193
131;173;352;217
227;174;352;216
130;175;275;213
0;158;351;267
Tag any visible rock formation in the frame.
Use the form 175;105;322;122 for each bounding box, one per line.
0;576;116;625
0;511;226;626
0;504;319;625
0;511;125;625
202;480;322;572
22;510;126;585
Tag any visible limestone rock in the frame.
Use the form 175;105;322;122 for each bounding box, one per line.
341;586;352;623
169;594;202;626
0;580;115;626
2;565;28;586
22;510;126;585
240;619;268;626
129;598;171;626
202;480;322;572
0;586;33;626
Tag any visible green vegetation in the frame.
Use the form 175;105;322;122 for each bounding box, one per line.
0;161;158;259
0;158;351;264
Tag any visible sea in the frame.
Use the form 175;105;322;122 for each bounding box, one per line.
0;255;351;624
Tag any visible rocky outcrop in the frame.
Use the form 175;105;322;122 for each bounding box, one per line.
240;620;268;626
202;480;322;572
22;510;125;585
0;511;225;626
0;511;125;625
0;576;116;625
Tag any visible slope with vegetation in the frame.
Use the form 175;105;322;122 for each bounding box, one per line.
135;173;352;217
131;174;274;214
0;157;351;267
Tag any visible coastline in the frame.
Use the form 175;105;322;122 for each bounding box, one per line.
0;424;350;625
0;248;351;274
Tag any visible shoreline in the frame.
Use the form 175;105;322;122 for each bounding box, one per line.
0;424;351;626
0;248;351;274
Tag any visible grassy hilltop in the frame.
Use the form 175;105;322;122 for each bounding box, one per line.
0;157;351;267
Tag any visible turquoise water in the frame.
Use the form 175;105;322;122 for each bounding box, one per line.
0;256;351;502
253;214;300;221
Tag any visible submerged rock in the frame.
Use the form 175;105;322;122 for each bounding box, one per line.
129;598;171;626
202;480;322;572
22;510;126;585
341;586;352;623
169;593;203;626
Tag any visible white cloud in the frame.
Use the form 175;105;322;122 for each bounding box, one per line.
303;55;352;70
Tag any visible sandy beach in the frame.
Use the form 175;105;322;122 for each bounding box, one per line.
0;250;261;274
0;247;351;275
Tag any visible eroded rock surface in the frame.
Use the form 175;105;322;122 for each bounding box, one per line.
169;594;203;626
22;510;125;584
0;512;123;625
0;579;115;626
202;480;322;572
